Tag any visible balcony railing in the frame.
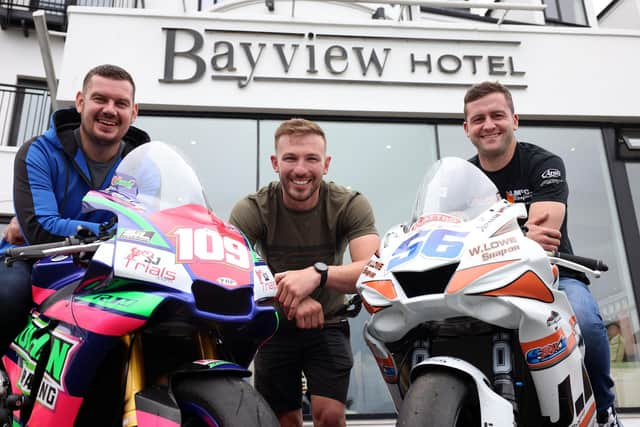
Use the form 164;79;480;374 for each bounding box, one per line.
0;83;51;147
0;0;145;35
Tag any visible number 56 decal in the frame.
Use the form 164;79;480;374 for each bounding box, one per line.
388;229;468;270
172;228;250;269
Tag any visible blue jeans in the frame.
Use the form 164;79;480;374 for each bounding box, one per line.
0;257;33;352
559;277;615;412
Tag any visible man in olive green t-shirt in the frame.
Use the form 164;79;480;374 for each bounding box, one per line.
229;118;379;427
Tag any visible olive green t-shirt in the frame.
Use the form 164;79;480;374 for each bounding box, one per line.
229;181;377;326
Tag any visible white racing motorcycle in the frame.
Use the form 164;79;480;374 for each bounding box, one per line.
356;157;608;427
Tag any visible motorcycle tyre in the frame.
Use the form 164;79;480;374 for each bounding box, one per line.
173;375;279;427
397;370;480;427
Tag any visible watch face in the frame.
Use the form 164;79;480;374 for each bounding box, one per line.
314;262;328;273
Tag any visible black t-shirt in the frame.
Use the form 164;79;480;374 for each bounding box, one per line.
470;142;586;283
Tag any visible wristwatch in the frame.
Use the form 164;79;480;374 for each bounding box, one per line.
313;262;328;289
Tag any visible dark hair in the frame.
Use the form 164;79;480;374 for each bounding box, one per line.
82;64;136;100
274;118;326;151
464;81;514;118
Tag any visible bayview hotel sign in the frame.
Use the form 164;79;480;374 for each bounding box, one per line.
158;27;527;89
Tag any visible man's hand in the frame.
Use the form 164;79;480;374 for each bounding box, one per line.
288;297;324;329
3;217;24;245
275;267;321;319
525;212;561;252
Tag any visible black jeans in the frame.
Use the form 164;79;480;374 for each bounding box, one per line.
0;258;32;352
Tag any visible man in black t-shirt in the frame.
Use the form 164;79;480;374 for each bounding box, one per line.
463;81;619;427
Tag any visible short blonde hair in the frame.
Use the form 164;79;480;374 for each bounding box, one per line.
274;118;326;151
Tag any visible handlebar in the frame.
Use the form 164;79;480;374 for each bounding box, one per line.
551;251;608;272
4;225;114;266
4;237;84;260
334;294;362;318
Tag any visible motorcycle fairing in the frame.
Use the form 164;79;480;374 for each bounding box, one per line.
446;259;516;294
148;204;253;289
86;191;258;294
363;326;404;408
42;293;151;337
31;255;86;305
3;315;87;427
84;191;274;324
135;387;181;427
135;410;180;427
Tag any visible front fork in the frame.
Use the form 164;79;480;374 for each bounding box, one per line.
122;330;217;427
492;332;517;413
406;332;518;414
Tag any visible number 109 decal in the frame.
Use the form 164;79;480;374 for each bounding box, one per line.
388;229;468;270
173;228;250;269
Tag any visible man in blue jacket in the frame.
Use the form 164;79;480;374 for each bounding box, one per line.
0;64;150;353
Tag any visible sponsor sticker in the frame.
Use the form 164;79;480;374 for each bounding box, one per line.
541;168;561;179
504;189;532;203
546;310;561;328
468;236;520;262
122;246;176;282
526;337;567;365
254;265;277;298
411;213;461;231
111;175;136;189
120;229;155;243
12;321;78;410
217;277;238;287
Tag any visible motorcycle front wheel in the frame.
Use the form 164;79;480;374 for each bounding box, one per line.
173;376;279;427
397;370;480;427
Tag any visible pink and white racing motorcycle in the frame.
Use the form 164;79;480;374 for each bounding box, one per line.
356;157;608;427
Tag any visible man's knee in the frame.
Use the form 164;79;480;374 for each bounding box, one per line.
277;409;303;427
310;396;346;427
561;280;604;329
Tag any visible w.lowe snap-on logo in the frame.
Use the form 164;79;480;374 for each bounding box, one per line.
541;169;561;179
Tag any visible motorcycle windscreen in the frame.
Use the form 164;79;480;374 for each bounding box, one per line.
409;157;500;226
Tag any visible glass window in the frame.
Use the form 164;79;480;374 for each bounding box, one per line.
134;116;257;221
559;0;587;25
259;120;438;414
439;123;640;407
542;0;588;25
543;0;560;20
627;163;640;234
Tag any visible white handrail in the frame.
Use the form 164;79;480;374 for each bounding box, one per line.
334;1;546;11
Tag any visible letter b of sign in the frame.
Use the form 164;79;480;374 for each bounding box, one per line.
160;28;206;83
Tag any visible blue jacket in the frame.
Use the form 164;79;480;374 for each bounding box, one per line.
0;107;150;256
